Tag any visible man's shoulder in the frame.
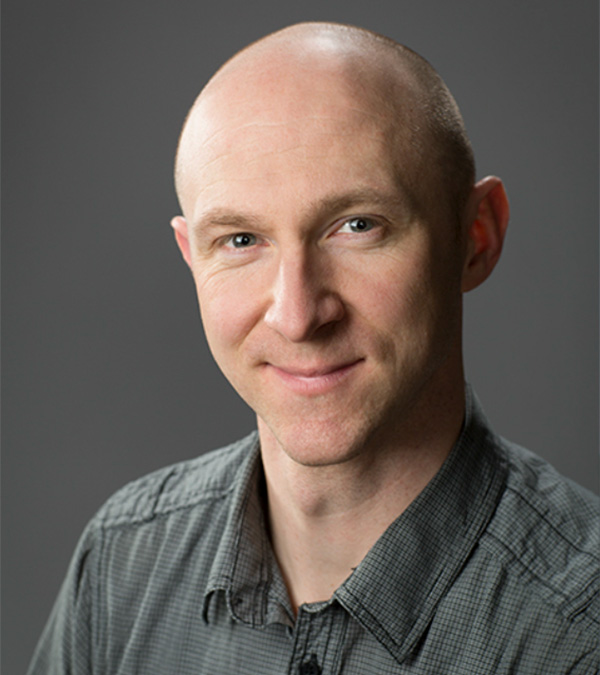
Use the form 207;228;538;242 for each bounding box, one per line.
481;438;599;625
90;431;259;532
499;439;599;545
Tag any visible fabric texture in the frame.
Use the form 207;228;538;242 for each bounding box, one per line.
28;389;599;674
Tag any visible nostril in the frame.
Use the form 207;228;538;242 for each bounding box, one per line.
264;291;345;343
263;254;345;342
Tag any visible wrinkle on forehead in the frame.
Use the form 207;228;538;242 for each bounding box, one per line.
174;23;469;226
180;107;410;220
177;56;419;204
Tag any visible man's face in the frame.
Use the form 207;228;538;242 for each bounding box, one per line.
178;64;466;466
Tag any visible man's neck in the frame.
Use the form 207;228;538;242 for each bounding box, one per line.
259;379;466;614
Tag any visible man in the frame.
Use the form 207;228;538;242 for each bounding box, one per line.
29;22;598;674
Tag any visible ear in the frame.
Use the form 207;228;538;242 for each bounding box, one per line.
461;176;510;293
171;216;193;269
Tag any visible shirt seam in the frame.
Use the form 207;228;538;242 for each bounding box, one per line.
481;529;599;627
505;483;599;560
96;486;235;533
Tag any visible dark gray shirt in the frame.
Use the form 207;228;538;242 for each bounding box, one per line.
28;390;599;674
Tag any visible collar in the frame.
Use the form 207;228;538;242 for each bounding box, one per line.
334;386;508;662
202;434;294;628
202;387;508;654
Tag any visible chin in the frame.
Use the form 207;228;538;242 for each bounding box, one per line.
258;413;374;467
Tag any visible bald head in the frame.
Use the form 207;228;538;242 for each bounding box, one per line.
175;22;475;227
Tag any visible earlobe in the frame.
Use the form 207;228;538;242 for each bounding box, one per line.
171;216;193;269
461;176;510;293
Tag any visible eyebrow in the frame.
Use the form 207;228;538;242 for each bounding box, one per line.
315;188;410;218
192;187;411;237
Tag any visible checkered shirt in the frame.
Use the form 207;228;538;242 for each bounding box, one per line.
28;389;599;674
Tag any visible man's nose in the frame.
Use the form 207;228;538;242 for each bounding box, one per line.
263;249;345;342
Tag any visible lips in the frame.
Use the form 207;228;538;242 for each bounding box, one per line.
275;361;358;377
265;359;363;395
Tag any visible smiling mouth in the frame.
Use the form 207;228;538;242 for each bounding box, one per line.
265;359;363;394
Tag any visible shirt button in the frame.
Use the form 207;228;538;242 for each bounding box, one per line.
299;654;322;675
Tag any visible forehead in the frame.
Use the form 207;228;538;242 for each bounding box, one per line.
188;119;408;227
177;56;422;221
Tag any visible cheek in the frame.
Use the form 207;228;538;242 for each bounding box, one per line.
348;248;433;329
194;272;262;363
347;242;460;368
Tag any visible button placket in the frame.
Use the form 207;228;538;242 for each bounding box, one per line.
298;653;322;674
289;605;329;675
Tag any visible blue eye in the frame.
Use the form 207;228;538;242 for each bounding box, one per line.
228;233;257;248
340;217;376;233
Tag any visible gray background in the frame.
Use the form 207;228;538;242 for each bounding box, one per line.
3;1;598;672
